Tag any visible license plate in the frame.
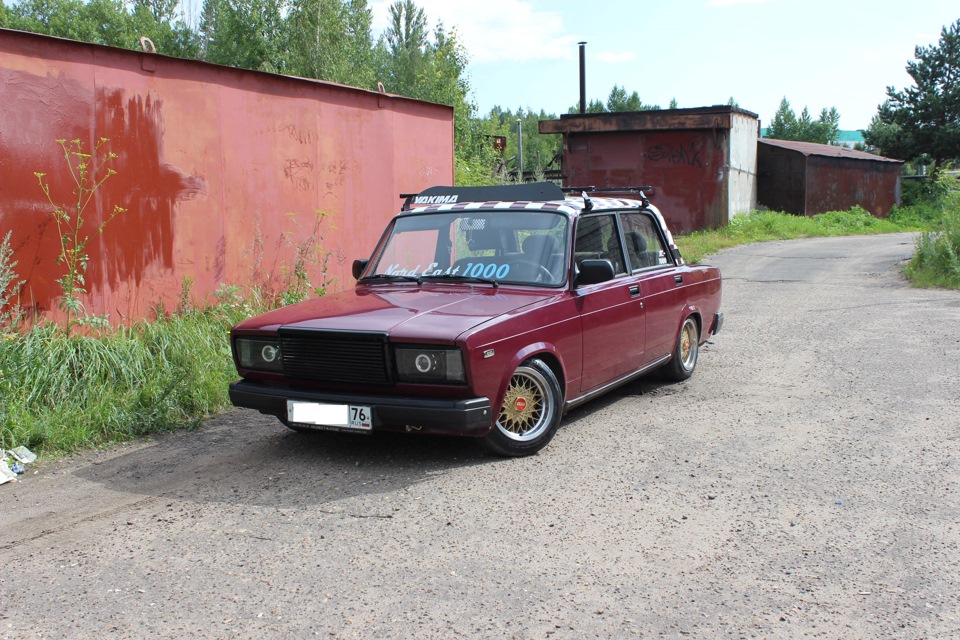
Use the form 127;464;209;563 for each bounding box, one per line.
286;401;372;432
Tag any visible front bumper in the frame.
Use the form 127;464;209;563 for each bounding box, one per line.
229;380;494;437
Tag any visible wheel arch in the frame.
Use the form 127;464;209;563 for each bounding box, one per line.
496;343;567;409
679;306;703;342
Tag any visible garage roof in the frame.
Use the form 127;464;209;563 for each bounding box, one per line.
760;139;902;163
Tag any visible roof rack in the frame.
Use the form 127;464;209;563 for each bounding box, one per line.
561;185;655;209
397;182;656;212
399;182;565;211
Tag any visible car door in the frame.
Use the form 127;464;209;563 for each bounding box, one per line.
575;213;646;392
621;211;686;363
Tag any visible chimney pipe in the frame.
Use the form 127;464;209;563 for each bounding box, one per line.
578;42;587;115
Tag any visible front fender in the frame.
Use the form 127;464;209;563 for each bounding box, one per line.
491;342;567;415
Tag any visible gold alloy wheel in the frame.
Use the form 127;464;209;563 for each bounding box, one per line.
679;318;698;370
496;365;554;441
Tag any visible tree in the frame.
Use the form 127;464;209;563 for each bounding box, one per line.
864;19;960;169
480;106;563;180
567;84;659;114
606;85;646;112
767;97;798;140
1;0;198;57
284;0;375;88
375;0;429;96
767;97;841;144
200;0;286;72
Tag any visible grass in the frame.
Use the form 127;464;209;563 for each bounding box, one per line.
2;187;958;459
673;175;959;289
0;306;248;455
902;205;960;289
676;206;915;264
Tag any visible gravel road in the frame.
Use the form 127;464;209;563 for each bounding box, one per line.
2;232;958;639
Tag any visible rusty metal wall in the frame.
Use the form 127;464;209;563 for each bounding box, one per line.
757;145;902;217
805;157;901;217
0;29;453;323
540;108;760;234
559;129;727;233
757;144;807;214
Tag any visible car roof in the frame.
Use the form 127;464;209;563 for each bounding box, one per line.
399;182;653;218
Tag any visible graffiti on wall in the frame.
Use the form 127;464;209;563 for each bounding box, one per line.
647;141;704;168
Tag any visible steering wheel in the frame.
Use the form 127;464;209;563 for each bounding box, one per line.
511;260;555;284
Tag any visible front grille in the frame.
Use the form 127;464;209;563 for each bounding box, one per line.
278;329;391;385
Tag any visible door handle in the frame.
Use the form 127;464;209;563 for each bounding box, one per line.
674;275;683;284
629;285;640;296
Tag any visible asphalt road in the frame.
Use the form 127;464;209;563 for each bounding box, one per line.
2;232;958;639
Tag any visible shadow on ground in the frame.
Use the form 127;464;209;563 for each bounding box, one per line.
72;409;492;510
70;370;678;511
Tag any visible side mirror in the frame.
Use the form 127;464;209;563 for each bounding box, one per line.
352;259;369;280
575;259;615;286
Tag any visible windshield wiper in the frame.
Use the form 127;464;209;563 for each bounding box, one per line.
359;273;422;284
421;273;499;288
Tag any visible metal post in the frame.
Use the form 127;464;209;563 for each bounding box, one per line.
578;42;587;115
516;118;523;182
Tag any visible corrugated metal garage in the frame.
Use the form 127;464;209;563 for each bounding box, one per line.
0;28;453;324
757;139;902;217
539;106;759;233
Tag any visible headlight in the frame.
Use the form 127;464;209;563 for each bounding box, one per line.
236;337;284;373
395;346;465;384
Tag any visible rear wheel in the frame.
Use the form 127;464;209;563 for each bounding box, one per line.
481;358;563;457
660;316;699;381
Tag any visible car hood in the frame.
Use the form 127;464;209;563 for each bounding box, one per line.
233;284;556;342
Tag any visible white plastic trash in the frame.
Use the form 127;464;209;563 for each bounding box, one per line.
0;460;17;484
8;446;37;464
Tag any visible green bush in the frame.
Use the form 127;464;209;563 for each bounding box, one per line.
903;190;960;288
901;178;935;207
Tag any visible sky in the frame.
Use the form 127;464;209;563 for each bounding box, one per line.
368;0;960;131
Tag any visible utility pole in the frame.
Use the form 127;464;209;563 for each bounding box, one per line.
516;118;523;182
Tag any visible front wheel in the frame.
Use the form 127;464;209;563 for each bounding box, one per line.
660;316;700;381
480;358;563;457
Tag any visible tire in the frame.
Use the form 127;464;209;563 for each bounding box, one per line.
660;316;700;381
480;358;563;457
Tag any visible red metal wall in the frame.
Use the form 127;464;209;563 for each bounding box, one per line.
757;141;902;217
560;129;727;233
0;29;453;323
806;157;901;217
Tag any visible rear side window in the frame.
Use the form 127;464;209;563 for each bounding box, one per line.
621;212;670;271
575;214;626;275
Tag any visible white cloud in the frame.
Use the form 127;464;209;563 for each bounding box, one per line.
369;0;580;64
593;51;637;64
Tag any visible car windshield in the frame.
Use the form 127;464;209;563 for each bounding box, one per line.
365;210;570;287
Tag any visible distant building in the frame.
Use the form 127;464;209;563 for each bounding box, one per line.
757;139;902;217
835;130;865;149
540;106;759;233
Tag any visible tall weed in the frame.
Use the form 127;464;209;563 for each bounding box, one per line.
0;308;248;454
1;231;23;330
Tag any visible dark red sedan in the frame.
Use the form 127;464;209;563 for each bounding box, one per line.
229;183;722;456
